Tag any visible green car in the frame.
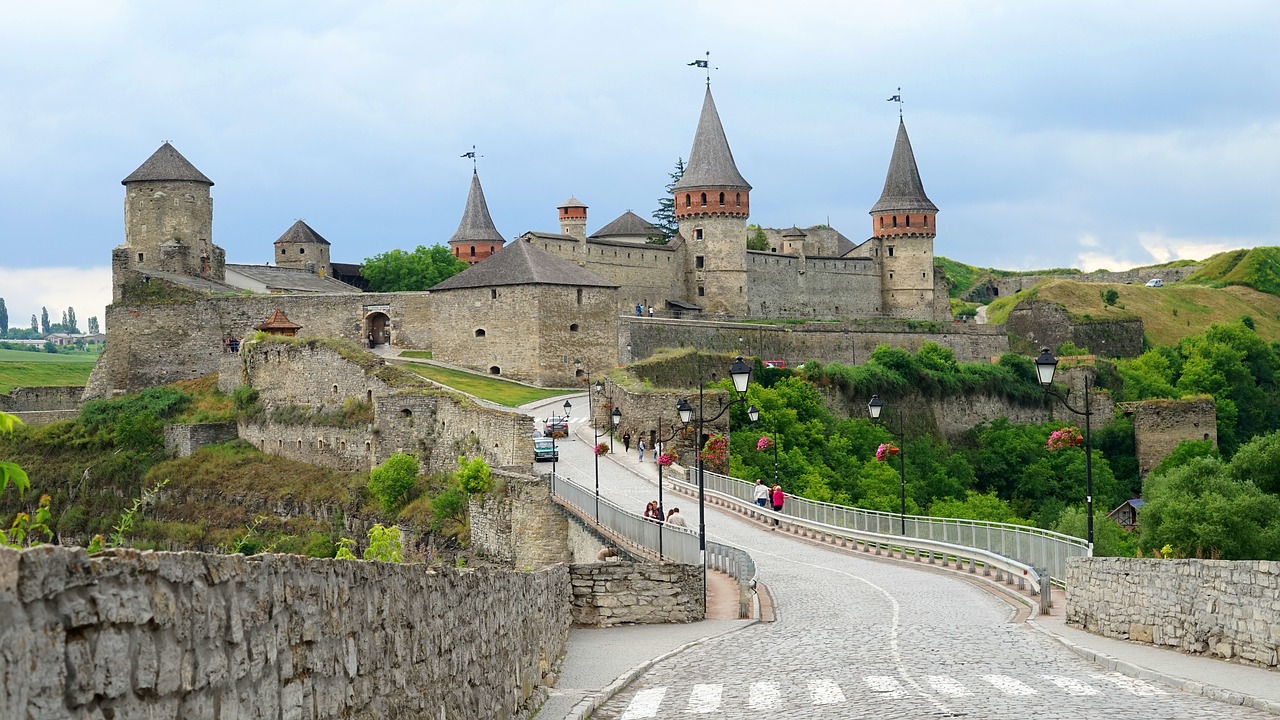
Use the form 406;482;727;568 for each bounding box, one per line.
533;437;559;462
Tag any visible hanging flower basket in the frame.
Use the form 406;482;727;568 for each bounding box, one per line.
594;442;610;456
702;434;730;474
757;435;774;451
875;442;900;462
1046;426;1084;451
657;452;678;466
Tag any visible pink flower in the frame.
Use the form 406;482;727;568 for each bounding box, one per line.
875;442;899;462
757;436;774;451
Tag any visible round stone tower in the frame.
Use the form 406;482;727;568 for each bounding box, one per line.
674;86;752;316
557;197;588;241
118;143;223;285
870;119;938;320
274;220;332;277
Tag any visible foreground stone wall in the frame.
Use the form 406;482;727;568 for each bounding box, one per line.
1066;557;1279;667
569;562;704;627
0;545;571;719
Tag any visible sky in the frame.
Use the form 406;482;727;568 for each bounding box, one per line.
2;1;1279;331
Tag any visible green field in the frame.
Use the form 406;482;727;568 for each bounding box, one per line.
0;348;98;394
401;362;570;406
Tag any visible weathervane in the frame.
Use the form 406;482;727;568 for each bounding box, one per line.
887;87;903;118
460;145;483;170
687;51;717;85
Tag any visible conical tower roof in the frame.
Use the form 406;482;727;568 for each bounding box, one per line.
122;142;213;186
673;87;751;191
590;211;659;239
274;219;330;246
430;238;617;291
870;120;936;214
449;171;504;244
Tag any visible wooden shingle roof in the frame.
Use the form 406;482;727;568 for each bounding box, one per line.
122;143;213;186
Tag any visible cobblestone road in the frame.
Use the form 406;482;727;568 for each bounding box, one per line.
532;397;1267;719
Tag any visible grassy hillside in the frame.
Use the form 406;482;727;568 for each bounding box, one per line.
1185;247;1280;296
986;279;1280;347
0;348;98;393
935;256;1082;299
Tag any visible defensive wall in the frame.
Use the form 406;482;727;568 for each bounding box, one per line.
746;252;880;318
1067;558;1279;668
224;338;532;474
0;545;571;719
623;316;1008;367
597;374;727;460
1126;397;1218;476
974;266;1203;302
85;284;433;398
1006;300;1145;358
529;234;684;314
0;385;84;425
163;422;239;457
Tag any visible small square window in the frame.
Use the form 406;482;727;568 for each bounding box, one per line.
695;229;703;241
697;286;705;296
695;256;705;269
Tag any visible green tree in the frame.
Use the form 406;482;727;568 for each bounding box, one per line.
87;317;100;334
65;307;77;333
1224;430;1280;496
39;307;49;335
368;453;420;514
29;314;37;334
0;297;7;336
455;455;493;494
1140;456;1280;559
650;157;685;242
360;245;468;292
929;491;1028;524
746;224;770;251
1052;506;1135;557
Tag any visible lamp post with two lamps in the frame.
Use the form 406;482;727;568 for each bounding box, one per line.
591;380;621;522
676;356;754;602
1034;347;1095;550
551;398;571;477
866;395;908;535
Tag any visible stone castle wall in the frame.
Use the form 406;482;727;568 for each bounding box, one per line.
1006;300;1145;358
1130;397;1218;475
0;545;571;719
988;266;1202;300
746;252;880;318
0;385;84;412
85;289;434;398
528;235;684;314
569;562;705;627
163;422;239;457
1067;557;1279;668
624;317;1007;367
600;376;725;460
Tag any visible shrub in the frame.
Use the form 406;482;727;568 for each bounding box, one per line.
455;455;492;494
431;488;466;523
368;453;420;514
1101;288;1119;306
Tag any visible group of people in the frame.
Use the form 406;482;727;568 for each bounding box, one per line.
621;431;661;462
753;479;786;519
643;500;687;527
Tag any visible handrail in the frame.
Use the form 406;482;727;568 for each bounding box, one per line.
695;468;1087;587
671;472;1052;613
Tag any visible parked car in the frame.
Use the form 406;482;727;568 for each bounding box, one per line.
543;416;569;436
533;437;558;462
1145;278;1164;288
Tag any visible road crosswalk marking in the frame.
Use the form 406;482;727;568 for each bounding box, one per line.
615;671;1172;717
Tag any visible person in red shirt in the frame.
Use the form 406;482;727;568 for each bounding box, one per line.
770;484;785;527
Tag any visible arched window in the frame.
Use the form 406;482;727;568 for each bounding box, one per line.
905;215;911;227
880;217;885;228
719;192;725;206
299;248;305;254
401;408;412;418
469;246;476;257
700;192;707;207
685;194;691;208
280;248;286;255
489;366;501;375
475;328;486;337
735;193;741;207
924;215;929;228
892;216;898;227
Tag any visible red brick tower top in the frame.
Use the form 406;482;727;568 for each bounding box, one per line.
673;87;751;220
870;119;937;239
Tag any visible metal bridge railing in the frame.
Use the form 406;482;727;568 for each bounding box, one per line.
692;469;1088;588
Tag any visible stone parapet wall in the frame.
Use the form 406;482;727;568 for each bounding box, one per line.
569;562;704;627
470;471;572;570
8;410;81;426
746;253;880;318
163;422;239;457
0;385;84;412
1066;557;1279;667
1129;397;1217;475
0;545;571;719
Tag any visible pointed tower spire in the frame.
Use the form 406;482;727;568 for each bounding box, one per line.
122;142;213;186
673;87;751;193
870;119;936;215
448;170;505;264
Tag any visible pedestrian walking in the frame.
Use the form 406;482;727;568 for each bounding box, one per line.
623;431;632;453
644;501;663;523
648;305;654;318
637;439;647;462
753;479;769;507
653;440;662;462
666;507;688;528
771;484;785;527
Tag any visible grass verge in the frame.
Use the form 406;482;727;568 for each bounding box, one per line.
402;362;568;406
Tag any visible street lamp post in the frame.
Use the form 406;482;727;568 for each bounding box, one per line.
677;355;753;607
746;404;779;488
552;398;571;477
592;381;621;521
653;415;685;560
867;395;908;535
1034;347;1095;551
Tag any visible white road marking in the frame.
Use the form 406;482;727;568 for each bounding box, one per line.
748;681;781;709
981;674;1038;695
1092;672;1166;696
1043;675;1099;696
808;678;846;704
865;676;906;697
926;675;974;696
687;684;723;713
619;687;665;719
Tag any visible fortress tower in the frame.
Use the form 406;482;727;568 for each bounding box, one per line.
674;87;751;316
273;220;332;277
870;119;938;319
557;197;588;241
448;171;505;264
115;143;224;297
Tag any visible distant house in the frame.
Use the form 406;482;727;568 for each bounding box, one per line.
1108;499;1144;531
44;333;106;346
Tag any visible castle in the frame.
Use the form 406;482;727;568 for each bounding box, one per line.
90;84;952;395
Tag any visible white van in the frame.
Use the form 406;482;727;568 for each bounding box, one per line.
1145;279;1164;288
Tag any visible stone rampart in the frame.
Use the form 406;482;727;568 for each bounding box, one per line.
624;317;1007;366
529;235;684;314
469;471;572;570
0;385;84;412
1129;397;1218;475
0;545;571;719
601;376;724;461
746;253;880;318
1006;300;1144;358
163;422;239;457
569;562;705;627
983;266;1202;301
1066;557;1279;668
